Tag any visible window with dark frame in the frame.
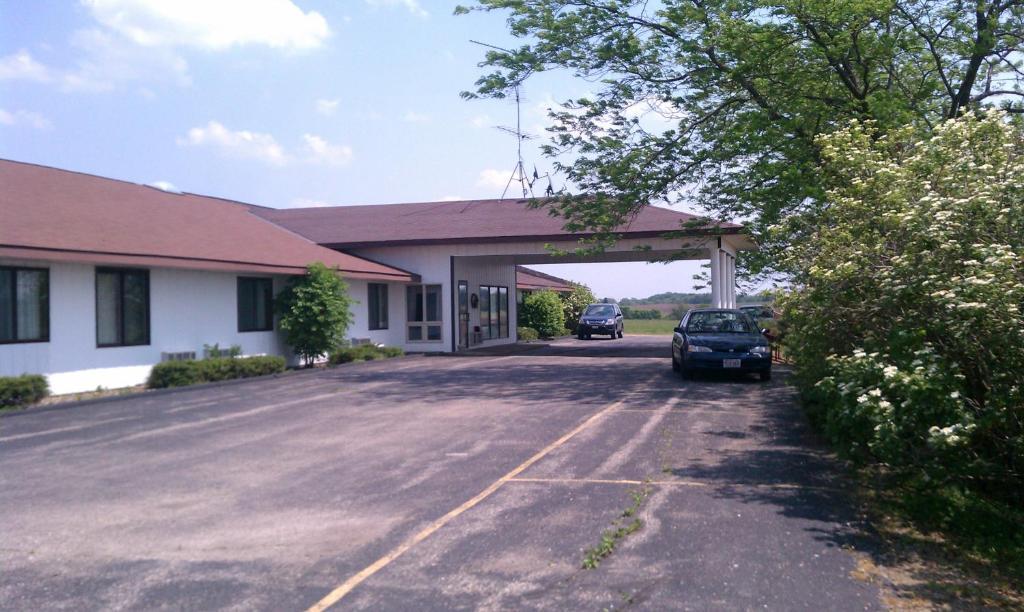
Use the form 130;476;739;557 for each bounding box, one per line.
237;277;274;332
96;268;150;347
0;266;49;344
406;284;441;341
478;285;509;340
368;283;388;330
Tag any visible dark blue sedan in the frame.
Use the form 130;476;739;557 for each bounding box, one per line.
671;309;772;381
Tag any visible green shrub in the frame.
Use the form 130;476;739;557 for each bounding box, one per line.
777;112;1024;505
147;356;286;389
147;361;199;389
329;345;404;365
517;326;539;341
519;290;565;338
276;262;354;366
379;346;404;358
0;374;49;408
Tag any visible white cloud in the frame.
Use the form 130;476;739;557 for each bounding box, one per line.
0;50;52;82
0;108;53;130
61;28;191;92
315;98;340;116
470;114;491;128
402;110;430;123
288;198;334;208
302;134;354;166
177;122;354;168
178;121;288;166
477;168;511;189
365;0;428;18
82;0;331;51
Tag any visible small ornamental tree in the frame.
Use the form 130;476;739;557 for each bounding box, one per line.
519;290;566;338
561;283;596;332
777;111;1024;502
276;262;354;366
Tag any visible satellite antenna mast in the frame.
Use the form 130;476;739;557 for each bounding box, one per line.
470;39;556;200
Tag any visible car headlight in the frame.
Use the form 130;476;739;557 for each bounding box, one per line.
688;345;711;353
604;318;616;324
751;346;770;354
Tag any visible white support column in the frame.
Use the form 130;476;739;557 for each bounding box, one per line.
719;250;729;308
727;255;736;308
709;247;722;308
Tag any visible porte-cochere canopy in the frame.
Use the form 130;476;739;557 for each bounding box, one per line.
256;197;754;308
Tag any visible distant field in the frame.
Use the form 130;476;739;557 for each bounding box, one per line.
623;319;678;335
624;317;777;336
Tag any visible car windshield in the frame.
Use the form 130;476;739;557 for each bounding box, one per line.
584;305;615;317
686;311;755;334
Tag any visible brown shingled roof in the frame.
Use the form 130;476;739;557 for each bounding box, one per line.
253;198;740;248
0;159;417;281
516;266;575;293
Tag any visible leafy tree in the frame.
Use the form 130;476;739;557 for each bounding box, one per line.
519;290;567;337
276;263;354;366
778;111;1024;502
458;0;1024;273
561;282;597;331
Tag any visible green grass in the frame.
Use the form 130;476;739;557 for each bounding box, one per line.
622;319;678;335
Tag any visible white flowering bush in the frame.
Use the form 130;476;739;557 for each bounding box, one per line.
777;112;1024;501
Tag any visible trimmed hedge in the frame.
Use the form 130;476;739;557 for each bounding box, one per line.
330;345;404;364
519;290;566;338
147;356;286;389
0;374;49;408
517;326;539;341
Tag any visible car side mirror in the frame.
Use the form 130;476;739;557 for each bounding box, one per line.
673;327;683;334
761;328;770;336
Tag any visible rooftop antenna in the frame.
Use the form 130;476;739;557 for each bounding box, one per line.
470;39;557;200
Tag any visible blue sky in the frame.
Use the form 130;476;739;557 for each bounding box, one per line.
0;0;706;300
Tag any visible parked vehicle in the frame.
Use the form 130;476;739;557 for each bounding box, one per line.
577;303;624;339
671;309;771;381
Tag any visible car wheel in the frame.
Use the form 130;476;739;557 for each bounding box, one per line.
760;370;772;382
610;331;617;339
671;353;680;372
577;333;584;340
585;334;591;340
617;329;624;338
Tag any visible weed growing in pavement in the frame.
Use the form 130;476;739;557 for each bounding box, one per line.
581;483;651;569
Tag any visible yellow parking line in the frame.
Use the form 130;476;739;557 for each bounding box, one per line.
306;375;658;611
508;477;648;486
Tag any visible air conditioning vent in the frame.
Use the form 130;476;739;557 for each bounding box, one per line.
161;351;196;362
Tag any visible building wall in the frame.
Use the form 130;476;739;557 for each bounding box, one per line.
0;259;296;394
342;279;407;348
351;246;519;352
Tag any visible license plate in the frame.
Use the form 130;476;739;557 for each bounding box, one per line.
723;359;741;368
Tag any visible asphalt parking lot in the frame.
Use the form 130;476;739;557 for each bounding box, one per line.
0;336;882;610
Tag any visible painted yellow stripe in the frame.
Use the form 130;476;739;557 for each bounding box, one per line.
306;377;656;611
508;477;648;486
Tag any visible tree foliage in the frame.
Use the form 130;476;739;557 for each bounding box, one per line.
560;282;597;331
459;0;1024;272
778;111;1024;502
519;290;567;337
276;263;354;366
